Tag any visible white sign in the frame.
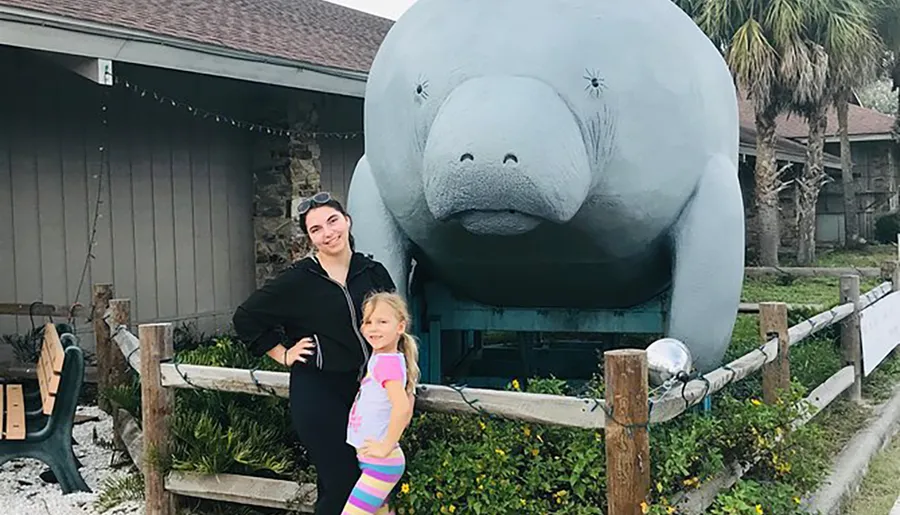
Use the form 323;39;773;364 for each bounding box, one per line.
860;290;900;376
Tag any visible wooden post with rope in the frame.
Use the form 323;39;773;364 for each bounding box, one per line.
140;322;176;515
760;302;790;405
93;283;129;415
107;298;132;452
604;349;650;514
839;274;862;403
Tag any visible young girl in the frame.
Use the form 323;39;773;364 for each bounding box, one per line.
342;292;420;515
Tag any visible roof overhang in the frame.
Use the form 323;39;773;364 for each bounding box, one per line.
739;143;842;170
0;4;368;98
792;133;894;144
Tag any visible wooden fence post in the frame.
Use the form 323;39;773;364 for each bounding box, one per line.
108;299;132;450
140;323;176;515
880;260;897;282
92;283;118;414
893;261;900;293
839;275;862;403
760;302;790;404
604;349;650;514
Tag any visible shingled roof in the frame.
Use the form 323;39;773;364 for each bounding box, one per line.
0;0;394;73
737;92;894;140
1;0;892;143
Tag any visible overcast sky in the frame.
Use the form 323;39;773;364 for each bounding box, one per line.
325;0;419;20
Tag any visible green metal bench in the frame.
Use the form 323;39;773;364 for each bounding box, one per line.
0;323;90;493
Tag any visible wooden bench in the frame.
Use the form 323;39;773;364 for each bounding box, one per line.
0;323;90;493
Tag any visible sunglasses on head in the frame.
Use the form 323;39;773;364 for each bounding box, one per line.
297;192;333;216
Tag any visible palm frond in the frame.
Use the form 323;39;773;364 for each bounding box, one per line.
728;17;779;101
764;0;804;46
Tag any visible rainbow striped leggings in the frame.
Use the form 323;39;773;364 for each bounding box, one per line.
341;446;406;515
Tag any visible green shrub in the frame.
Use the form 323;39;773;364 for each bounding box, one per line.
122;325;835;514
396;378;607;514
874;211;900;244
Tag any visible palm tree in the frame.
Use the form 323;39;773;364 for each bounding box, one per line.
673;0;810;266
874;0;900;139
791;0;881;264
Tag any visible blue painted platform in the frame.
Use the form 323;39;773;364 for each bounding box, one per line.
410;280;669;384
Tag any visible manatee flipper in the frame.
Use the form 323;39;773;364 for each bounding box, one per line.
347;155;412;297
666;155;745;373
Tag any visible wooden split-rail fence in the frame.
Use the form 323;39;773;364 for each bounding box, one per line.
85;259;900;515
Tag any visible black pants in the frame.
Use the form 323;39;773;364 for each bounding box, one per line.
290;366;362;515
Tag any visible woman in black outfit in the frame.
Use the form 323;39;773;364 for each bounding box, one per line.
232;192;397;515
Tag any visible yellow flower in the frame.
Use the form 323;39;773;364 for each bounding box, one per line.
682;477;700;488
495;448;506;456
531;448;539;456
436;492;443;499
478;420;486;430
512;379;521;390
751;399;762;406
755;505;763;514
449;505;456;513
400;483;410;494
667;508;676;514
520;499;526;507
640;501;650;514
523;425;531;437
656;482;664;493
794;497;801;504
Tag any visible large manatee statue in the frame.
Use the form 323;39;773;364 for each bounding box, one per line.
347;0;745;372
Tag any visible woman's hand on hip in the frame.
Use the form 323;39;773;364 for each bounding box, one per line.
285;337;316;366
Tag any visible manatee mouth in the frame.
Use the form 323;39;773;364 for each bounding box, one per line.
447;209;541;236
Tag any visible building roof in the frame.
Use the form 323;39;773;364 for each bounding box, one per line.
0;0;890;144
0;0;394;74
739;126;842;169
774;104;894;140
737;91;894;141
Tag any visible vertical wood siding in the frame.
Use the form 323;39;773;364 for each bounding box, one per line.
0;49;256;354
319;136;364;204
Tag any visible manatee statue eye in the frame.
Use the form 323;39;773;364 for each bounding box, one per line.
415;80;430;100
583;69;606;98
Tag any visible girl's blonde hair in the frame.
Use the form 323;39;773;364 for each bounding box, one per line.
362;292;421;395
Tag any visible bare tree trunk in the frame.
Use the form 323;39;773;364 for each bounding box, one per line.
836;94;859;248
755;113;781;266
797;105;829;265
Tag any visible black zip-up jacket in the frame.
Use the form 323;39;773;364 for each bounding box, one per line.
232;252;396;377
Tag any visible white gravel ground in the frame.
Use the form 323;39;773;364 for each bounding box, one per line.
0;405;144;515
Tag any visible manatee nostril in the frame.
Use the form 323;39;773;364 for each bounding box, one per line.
503;153;518;165
459;152;474;162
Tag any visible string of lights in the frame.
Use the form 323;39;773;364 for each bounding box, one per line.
114;76;364;140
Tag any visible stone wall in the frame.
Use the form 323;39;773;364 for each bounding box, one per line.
251;96;322;286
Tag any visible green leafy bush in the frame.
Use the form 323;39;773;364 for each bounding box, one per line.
874;211;900;244
167;337;305;479
113;325;838;514
396;378;607;514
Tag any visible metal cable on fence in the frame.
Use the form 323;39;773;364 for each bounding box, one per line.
158;357;208;391
248;367;282;398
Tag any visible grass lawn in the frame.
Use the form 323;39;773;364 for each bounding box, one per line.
844;431;900;515
777;244;898;268
741;276;884;306
730;250;900;513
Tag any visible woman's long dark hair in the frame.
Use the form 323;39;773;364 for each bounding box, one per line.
298;196;356;252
